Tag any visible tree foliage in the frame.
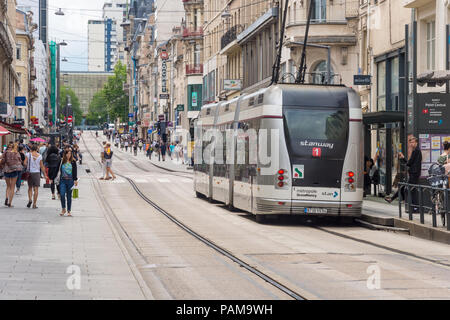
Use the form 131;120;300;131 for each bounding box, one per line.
86;61;129;125
59;86;83;126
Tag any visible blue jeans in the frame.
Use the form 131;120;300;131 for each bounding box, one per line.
60;179;74;211
16;170;23;189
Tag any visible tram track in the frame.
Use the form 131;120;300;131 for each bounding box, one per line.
81;132;307;300
91;132;192;179
86;132;450;270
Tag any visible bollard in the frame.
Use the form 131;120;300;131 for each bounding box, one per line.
408;185;413;220
432;189;437;228
446;189;450;231
419;187;424;224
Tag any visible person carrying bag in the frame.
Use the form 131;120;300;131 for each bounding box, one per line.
57;148;78;217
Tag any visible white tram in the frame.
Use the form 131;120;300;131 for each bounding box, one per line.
193;84;363;222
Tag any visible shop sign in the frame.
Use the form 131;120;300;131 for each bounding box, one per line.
353;75;371;86
417;93;450;131
223;80;242;91
15;97;27;106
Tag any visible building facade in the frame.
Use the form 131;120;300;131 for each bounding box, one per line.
60;71;113;116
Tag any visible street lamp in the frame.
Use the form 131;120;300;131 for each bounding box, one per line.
55;41;68;127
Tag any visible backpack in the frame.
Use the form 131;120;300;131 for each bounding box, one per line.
47;153;61;168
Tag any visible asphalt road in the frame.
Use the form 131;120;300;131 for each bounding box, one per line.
82;133;450;300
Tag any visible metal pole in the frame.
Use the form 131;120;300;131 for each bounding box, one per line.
270;0;290;85
412;21;418;137
56;44;60;128
327;46;331;84
419;187;424;224
446;24;449;94
296;0;314;84
398;184;403;218
404;24;409;155
408;185;412;220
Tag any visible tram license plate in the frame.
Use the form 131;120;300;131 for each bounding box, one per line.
305;208;327;214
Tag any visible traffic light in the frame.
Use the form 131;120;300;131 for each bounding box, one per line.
156;121;161;135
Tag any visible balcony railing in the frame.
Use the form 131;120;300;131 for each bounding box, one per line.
183;27;203;38
221;25;244;50
182;0;203;3
186;64;203;75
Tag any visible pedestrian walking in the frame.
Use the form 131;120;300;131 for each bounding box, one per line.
124;140;129;152
133;140;138;156
15;146;26;195
398;136;422;212
160;141;166;161
104;144;116;180
58;148;78;217
139;140;143;152
2;143;23;207
45;145;61;200
24;145;48;209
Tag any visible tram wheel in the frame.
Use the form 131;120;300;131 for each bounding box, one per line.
255;214;267;224
195;191;206;199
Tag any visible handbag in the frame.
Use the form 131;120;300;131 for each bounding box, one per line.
72;186;79;199
21;153;31;181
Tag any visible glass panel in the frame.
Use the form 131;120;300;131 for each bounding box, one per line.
377;129;387;195
283;108;349;159
377;61;386;111
391;57;399;111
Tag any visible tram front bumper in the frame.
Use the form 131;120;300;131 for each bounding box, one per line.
255;198;362;216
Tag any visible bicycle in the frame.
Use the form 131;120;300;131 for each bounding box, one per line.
427;163;447;226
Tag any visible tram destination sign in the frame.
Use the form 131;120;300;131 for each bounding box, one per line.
417;93;450;131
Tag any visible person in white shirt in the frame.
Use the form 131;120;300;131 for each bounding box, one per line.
23;144;48;209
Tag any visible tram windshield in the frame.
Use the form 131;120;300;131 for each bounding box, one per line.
284;108;349;159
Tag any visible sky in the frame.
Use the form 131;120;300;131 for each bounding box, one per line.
48;0;105;72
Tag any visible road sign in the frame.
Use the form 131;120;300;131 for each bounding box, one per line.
15;96;26;106
67;116;73;124
353;75;371;86
128;113;134;118
160;94;169;99
158;114;165;121
177;104;184;112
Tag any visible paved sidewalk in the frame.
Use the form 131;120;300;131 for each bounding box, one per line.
0;165;145;300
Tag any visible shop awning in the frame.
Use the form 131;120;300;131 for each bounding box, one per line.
0;121;28;134
362;111;404;125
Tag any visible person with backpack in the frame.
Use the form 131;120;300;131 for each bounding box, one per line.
45;145;61;200
58;148;78;217
24;145;49;209
138;139;143;152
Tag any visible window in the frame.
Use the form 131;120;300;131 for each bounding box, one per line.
16;44;21;60
377;61;386;111
390;57;399;111
426;20;436;70
311;60;334;84
312;0;326;22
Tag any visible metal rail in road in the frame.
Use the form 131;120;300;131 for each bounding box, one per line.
81;133;307;300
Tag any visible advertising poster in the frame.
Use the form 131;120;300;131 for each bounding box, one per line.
419;133;450;177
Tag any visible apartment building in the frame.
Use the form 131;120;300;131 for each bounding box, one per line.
15;9;36;130
103;0;129;66
88;20;106;72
